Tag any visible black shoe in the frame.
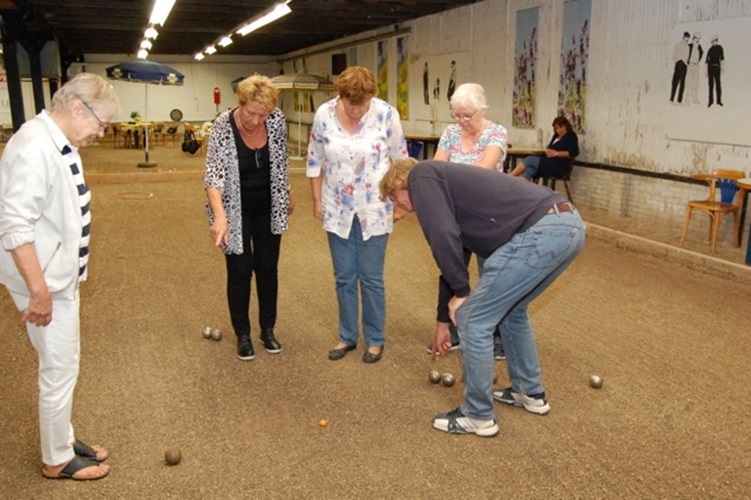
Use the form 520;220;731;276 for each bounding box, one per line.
237;335;255;361
260;328;282;354
363;346;383;363
328;343;356;361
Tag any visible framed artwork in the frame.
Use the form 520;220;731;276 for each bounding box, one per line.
558;0;591;133
666;17;748;146
397;36;409;119
378;40;388;100
513;7;539;129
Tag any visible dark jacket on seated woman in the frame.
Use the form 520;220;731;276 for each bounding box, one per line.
537;129;579;178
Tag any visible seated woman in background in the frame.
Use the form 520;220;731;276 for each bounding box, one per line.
428;83;508;360
510;116;579;179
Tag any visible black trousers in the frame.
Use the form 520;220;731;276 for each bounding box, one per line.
225;212;281;337
670;61;687;102
708;66;722;105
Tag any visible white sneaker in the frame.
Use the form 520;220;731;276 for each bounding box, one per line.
493;387;550;415
432;407;499;437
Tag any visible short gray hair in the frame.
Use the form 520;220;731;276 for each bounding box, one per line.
450;83;488;111
51;73;120;118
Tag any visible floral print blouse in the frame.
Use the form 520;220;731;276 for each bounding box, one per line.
437;122;508;171
307;96;407;240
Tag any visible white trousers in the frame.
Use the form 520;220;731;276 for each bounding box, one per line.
15;289;80;466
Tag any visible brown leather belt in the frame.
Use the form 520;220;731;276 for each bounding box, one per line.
547;201;577;215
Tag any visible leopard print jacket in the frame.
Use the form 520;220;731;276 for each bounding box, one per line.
204;108;290;255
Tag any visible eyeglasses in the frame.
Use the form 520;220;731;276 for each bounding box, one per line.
82;102;108;133
450;109;479;121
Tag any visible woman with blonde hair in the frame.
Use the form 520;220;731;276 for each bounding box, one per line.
205;74;294;361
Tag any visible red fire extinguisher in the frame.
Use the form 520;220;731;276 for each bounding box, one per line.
213;87;221;112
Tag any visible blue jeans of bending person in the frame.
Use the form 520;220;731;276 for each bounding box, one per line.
455;210;585;420
520;155;542;180
327;216;388;348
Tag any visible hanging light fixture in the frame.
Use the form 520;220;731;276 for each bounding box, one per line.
196;0;292;60
236;1;292;37
137;0;176;60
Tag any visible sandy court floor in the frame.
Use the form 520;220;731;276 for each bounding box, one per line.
0;142;750;498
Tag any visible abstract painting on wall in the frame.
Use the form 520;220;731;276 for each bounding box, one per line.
378;40;388;101
558;0;591;133
513;7;539;129
397;36;409;119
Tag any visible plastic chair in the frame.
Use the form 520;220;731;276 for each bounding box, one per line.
680;169;745;252
407;139;423;159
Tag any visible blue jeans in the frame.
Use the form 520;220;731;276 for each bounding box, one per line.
456;210;586;420
327;217;388;348
521;155;542;180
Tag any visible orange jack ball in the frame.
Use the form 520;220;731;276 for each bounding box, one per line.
319;419;328;428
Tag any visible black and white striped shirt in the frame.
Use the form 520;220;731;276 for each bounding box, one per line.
61;145;90;280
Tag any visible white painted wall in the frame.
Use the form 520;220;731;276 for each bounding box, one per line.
277;0;751;249
3;0;751;248
69;54;280;123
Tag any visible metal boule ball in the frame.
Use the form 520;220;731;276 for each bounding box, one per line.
211;329;222;341
165;448;182;466
202;326;212;339
590;374;603;389
429;370;442;384
441;373;456;387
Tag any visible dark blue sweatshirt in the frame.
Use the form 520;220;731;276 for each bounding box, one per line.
408;160;564;301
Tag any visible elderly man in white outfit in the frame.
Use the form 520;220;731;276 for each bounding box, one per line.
0;73;119;481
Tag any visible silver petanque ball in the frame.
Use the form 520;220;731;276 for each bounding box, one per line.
211;329;222;341
429;370;442;384
202;326;212;339
590;374;603;389
441;373;456;387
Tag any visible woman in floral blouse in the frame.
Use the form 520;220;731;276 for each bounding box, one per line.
307;66;407;363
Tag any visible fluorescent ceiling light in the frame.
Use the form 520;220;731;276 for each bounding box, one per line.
218;36;233;47
205;45;217;55
149;0;176;26
237;2;292;36
137;49;149;59
144;27;159;39
140;40;153;50
194;53;205;60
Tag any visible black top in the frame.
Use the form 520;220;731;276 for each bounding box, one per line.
537;130;579;178
230;111;271;216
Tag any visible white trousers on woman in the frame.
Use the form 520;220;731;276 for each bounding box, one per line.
13;289;80;466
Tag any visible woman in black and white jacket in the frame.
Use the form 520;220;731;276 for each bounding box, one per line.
204;74;294;361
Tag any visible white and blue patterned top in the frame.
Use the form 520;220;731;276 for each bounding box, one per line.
437;122;508;171
306;96;408;240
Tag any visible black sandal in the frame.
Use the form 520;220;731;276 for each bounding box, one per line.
42;456;110;481
73;440;108;462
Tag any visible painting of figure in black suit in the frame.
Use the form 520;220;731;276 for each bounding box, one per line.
670;31;690;103
706;35;724;107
